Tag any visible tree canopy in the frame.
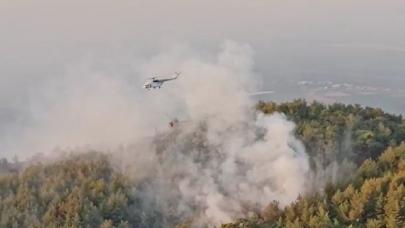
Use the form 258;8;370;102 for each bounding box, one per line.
0;100;404;227
222;143;405;228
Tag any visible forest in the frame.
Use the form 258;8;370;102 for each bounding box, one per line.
0;100;404;227
222;144;405;227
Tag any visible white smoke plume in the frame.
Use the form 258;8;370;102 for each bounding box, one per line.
117;41;311;226
118;112;310;226
7;41;313;226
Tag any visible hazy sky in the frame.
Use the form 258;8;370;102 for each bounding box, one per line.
1;0;404;157
2;0;404;102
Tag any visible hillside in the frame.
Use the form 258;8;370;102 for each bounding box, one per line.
0;101;404;227
257;100;404;165
222;144;405;227
0;153;135;227
257;100;404;187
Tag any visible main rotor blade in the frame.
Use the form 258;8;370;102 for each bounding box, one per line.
248;90;275;96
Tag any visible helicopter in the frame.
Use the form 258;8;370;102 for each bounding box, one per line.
143;72;180;89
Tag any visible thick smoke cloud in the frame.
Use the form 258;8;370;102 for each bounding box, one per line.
112;42;310;226
117;113;310;226
3;41;314;226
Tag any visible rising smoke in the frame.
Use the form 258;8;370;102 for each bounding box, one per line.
113;41;312;226
8;41;313;226
117;112;311;226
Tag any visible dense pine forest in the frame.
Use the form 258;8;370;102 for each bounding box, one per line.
222;144;405;227
0;100;404;227
257;100;404;166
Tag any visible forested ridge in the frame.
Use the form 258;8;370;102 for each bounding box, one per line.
0;100;404;227
222;144;405;227
257;100;404;165
223;100;405;227
0;153;140;228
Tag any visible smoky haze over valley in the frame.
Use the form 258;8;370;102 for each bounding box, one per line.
1;0;405;159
